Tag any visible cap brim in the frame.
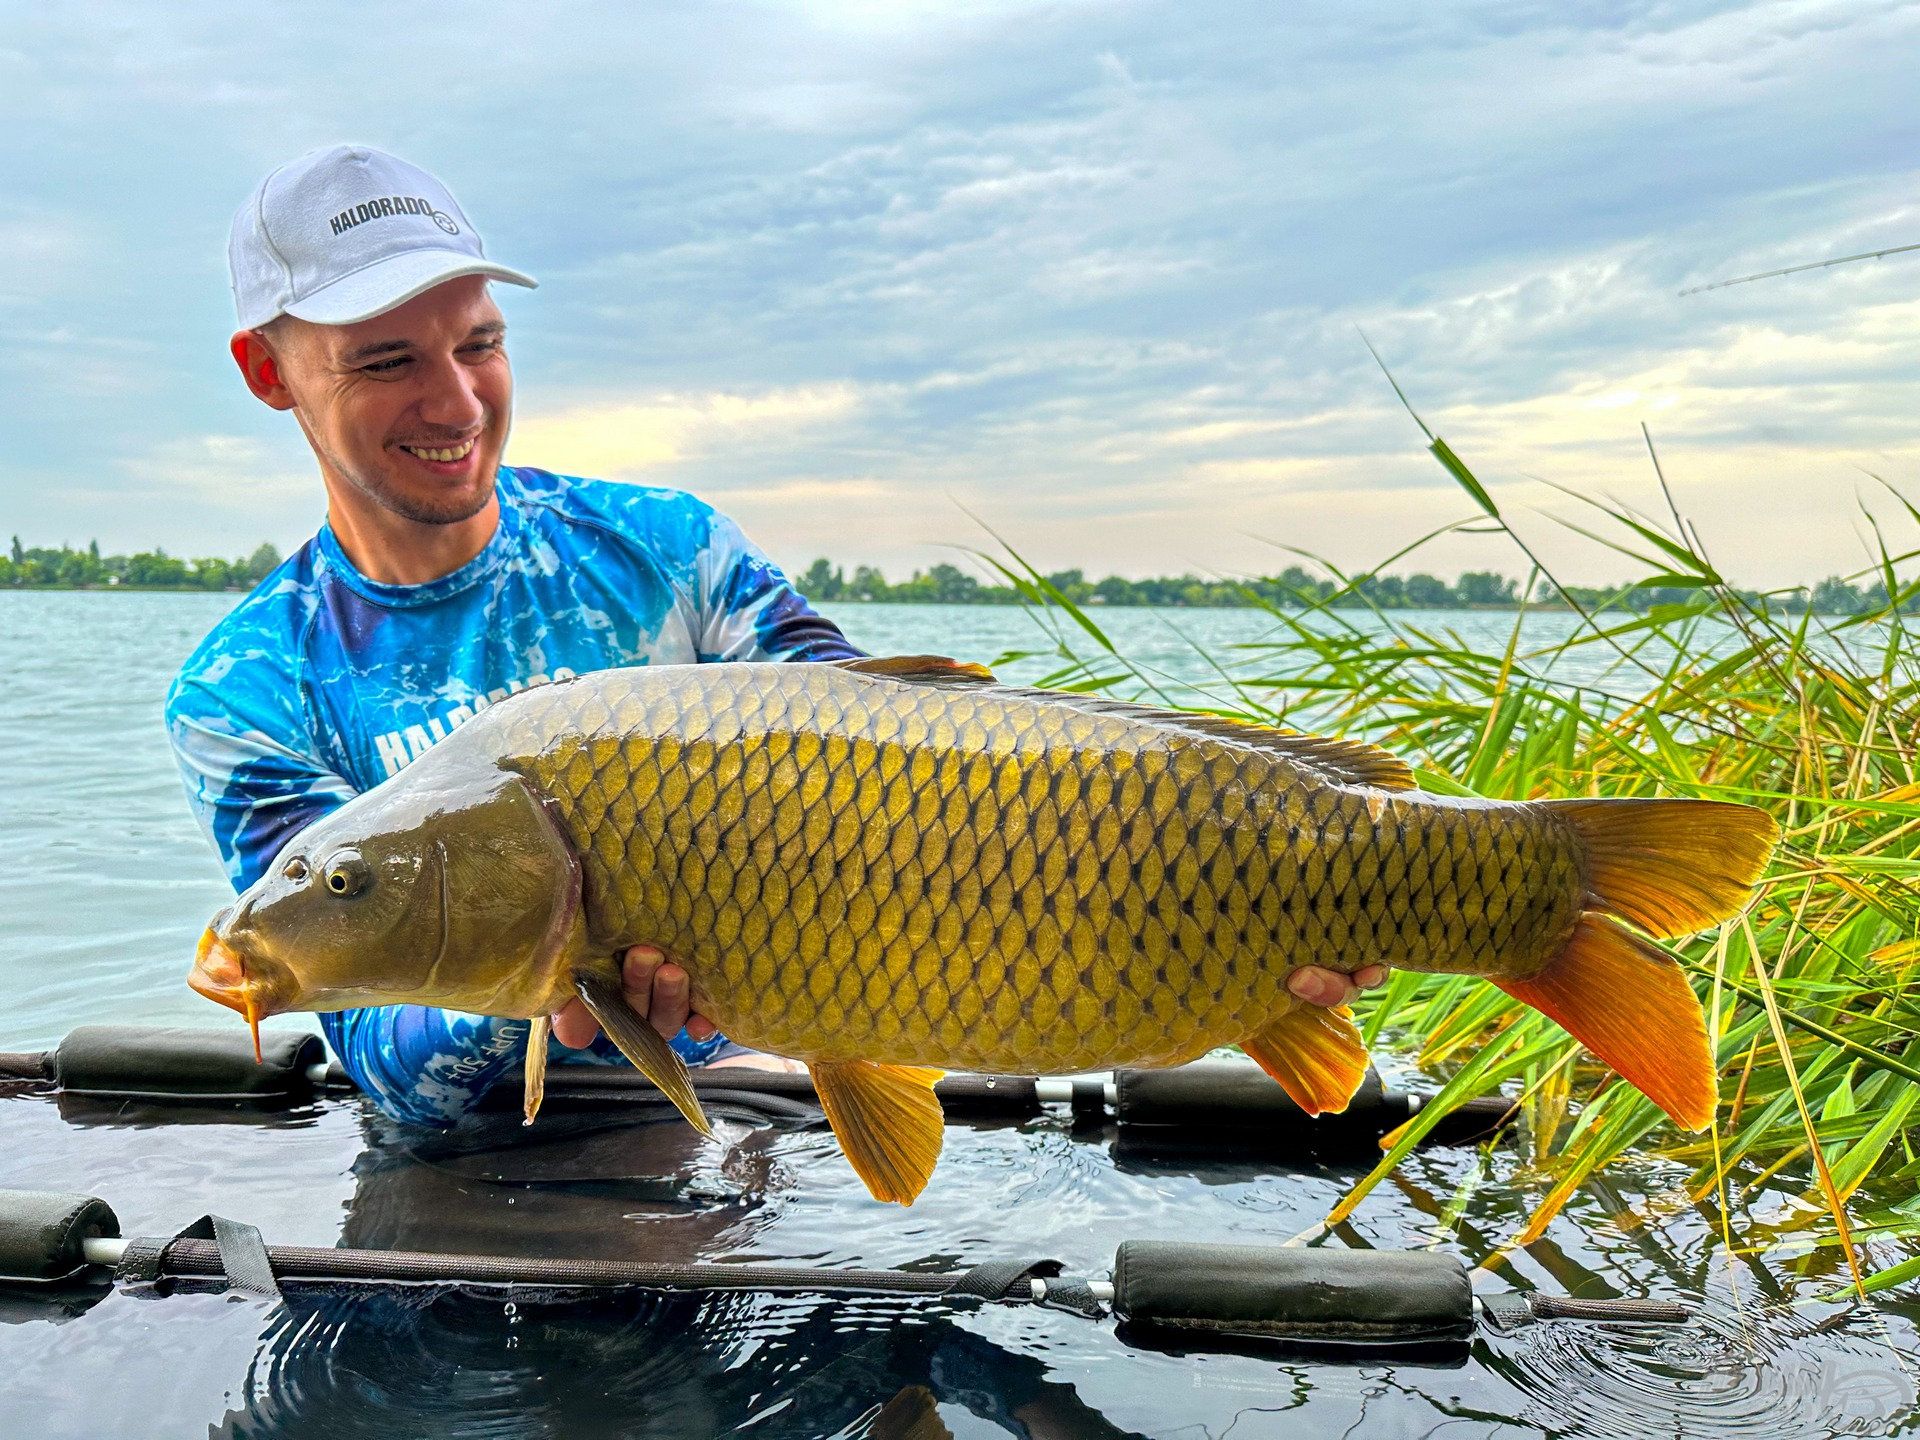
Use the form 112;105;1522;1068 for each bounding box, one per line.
284;249;537;326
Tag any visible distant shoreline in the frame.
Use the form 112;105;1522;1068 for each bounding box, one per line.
0;586;1871;617
0;584;1545;608
786;562;1886;618
2;546;1892;616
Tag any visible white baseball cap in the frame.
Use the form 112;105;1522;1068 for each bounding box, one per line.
228;144;536;330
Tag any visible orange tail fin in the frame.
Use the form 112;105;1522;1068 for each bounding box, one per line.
1496;913;1717;1129
1498;797;1777;1130
1543;796;1777;938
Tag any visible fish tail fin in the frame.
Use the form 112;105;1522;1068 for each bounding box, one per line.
1494;913;1718;1130
1491;798;1774;1133
1542;796;1777;938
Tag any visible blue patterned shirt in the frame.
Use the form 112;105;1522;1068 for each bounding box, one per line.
166;465;857;1123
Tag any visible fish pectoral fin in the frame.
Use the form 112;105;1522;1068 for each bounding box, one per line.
811;1058;946;1206
522;1015;551;1128
1494;912;1717;1132
1241;1003;1371;1116
574;971;713;1137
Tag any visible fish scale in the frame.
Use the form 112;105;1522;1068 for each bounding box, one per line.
192;654;1777;1204
491;661;1585;1075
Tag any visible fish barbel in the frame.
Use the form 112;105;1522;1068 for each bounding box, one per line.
190;656;1777;1203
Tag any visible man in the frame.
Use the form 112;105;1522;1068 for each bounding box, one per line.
167;144;1382;1128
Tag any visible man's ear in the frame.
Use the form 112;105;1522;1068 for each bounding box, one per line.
231;329;296;411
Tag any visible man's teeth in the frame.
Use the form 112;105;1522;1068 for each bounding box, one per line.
401;439;476;462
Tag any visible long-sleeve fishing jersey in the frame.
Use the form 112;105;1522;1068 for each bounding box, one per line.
166;465;858;1124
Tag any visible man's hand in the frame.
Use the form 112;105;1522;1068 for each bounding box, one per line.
1287;964;1390;1008
550;945;803;1073
551;945;712;1049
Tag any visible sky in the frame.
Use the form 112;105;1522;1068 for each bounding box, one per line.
4;1;1920;588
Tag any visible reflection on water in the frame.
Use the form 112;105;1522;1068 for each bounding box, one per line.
3;1084;1917;1438
209;1287;1147;1440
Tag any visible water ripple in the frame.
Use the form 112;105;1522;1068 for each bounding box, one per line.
1497;1292;1915;1438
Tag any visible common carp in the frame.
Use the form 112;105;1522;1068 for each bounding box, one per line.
189;656;1777;1204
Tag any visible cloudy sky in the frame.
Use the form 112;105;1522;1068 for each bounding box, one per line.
4;1;1919;587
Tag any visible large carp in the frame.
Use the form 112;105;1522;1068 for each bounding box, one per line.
190;656;1776;1204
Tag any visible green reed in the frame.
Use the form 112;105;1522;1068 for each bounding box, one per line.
974;401;1920;1296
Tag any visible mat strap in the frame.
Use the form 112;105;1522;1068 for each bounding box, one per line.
115;1213;282;1302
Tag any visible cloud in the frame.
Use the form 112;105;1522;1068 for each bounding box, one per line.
112;432;315;514
3;1;1919;592
507;384;865;481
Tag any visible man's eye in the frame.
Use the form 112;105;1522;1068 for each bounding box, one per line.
362;357;412;375
460;342;502;359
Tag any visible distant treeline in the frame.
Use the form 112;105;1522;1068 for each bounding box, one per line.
0;538;1902;615
798;559;1899;616
2;537;283;591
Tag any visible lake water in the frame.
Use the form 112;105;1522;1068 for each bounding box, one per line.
1;590;1915;1438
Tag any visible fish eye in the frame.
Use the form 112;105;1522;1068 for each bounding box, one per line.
283;857;309;883
323;852;371;898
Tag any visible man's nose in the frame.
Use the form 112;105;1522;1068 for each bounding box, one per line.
415;356;486;431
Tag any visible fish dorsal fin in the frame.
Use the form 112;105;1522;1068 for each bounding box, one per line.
868;1386;955;1440
1246;730;1416;791
833;655;997;685
1119;714;1415;790
835;655;1414;790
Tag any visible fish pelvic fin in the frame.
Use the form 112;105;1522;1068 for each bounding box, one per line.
1545;796;1777;939
1495;912;1717;1131
522;1015;551;1128
1241;1004;1371;1115
811;1059;947;1206
574;970;712;1137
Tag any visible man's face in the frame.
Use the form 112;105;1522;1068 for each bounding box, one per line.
265;276;512;527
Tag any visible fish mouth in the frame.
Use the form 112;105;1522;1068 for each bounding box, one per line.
189;927;271;1062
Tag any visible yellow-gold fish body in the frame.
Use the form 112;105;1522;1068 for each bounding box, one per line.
511;662;1587;1071
191;656;1778;1204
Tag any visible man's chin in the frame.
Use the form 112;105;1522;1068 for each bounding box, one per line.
363;465;498;527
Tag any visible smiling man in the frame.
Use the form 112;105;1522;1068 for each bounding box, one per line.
166;144;1380;1128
